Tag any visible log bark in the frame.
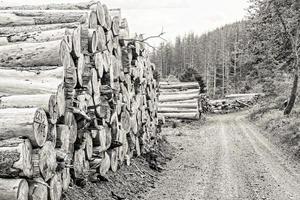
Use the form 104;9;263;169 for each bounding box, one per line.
73;149;86;179
0;94;58;124
0;138;33;178
158;108;198;113
159;103;198;109
0;178;29;200
56;83;66;118
56;125;70;153
32;141;57;181
108;149;118;172
99;151;110;176
83;132;93;161
48;173;62;200
160;82;199;90
159;93;200;103
5;28;68;44
28;178;48;200
0;22;80;36
0;69;62;96
61;168;70;191
64;112;78;144
0;10;88;27
160;89;200;95
161;112;200;120
0;108;48;147
0;39;70;68
0;2;96;10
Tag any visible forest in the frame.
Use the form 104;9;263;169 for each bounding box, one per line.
151;0;300;113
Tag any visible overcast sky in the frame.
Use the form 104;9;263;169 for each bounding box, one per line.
0;0;250;45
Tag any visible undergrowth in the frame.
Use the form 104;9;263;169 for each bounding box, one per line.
249;97;300;158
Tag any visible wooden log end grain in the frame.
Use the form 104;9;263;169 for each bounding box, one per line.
28;178;48;200
0;108;48;147
0;178;29;200
48;173;62;200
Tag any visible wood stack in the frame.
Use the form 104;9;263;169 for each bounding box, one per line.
0;2;160;200
158;82;201;120
209;93;264;113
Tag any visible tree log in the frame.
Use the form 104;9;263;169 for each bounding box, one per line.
5;28;69;44
0;68;63;95
0;10;88;27
0;22;80;37
73;149;86;179
160;89;199;95
28;178;48;200
99;151;110;176
0;94;58;124
64;112;78;144
108;149;118;172
0;39;70;68
0;138;33;178
0;108;48;147
61;168;70;191
32;141;57;181
48;173;62;200
0;178;29;200
159;82;199;90
158;108;198;113
161;112;200;120
159;93;200;103
56;125;70;153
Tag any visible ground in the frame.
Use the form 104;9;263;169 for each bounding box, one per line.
64;111;300;200
144;112;300;200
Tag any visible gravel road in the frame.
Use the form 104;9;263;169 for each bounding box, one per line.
144;112;300;200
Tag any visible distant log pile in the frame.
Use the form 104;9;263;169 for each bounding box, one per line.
209;93;264;113
0;2;160;200
158;82;201;120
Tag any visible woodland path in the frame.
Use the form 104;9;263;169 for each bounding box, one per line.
144;112;300;200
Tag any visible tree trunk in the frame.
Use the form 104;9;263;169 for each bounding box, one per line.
0;39;69;68
0;94;58;124
159;93;200;103
28;178;48;200
0;178;28;200
0;10;88;26
32;141;57;181
284;69;299;115
0;22;80;36
48;173;62;200
5;28;69;44
0;138;33;178
0;108;48;147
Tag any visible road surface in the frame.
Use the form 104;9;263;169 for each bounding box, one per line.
145;112;300;200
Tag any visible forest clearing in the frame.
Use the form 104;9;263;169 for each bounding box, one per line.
1;0;300;200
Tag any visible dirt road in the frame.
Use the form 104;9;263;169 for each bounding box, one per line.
144;112;300;200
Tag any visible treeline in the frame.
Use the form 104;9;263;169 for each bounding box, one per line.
151;21;250;98
151;0;300;110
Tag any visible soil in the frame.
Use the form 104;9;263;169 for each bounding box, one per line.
63;136;175;200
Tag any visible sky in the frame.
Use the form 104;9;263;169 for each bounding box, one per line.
0;0;250;45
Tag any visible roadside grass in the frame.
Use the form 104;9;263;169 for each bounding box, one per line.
249;99;300;158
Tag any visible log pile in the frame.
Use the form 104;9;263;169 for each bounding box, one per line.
158;82;201;120
209;93;264;113
0;2;160;200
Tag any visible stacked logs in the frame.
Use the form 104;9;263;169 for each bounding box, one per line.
209;93;265;113
0;2;159;200
158;82;201;120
